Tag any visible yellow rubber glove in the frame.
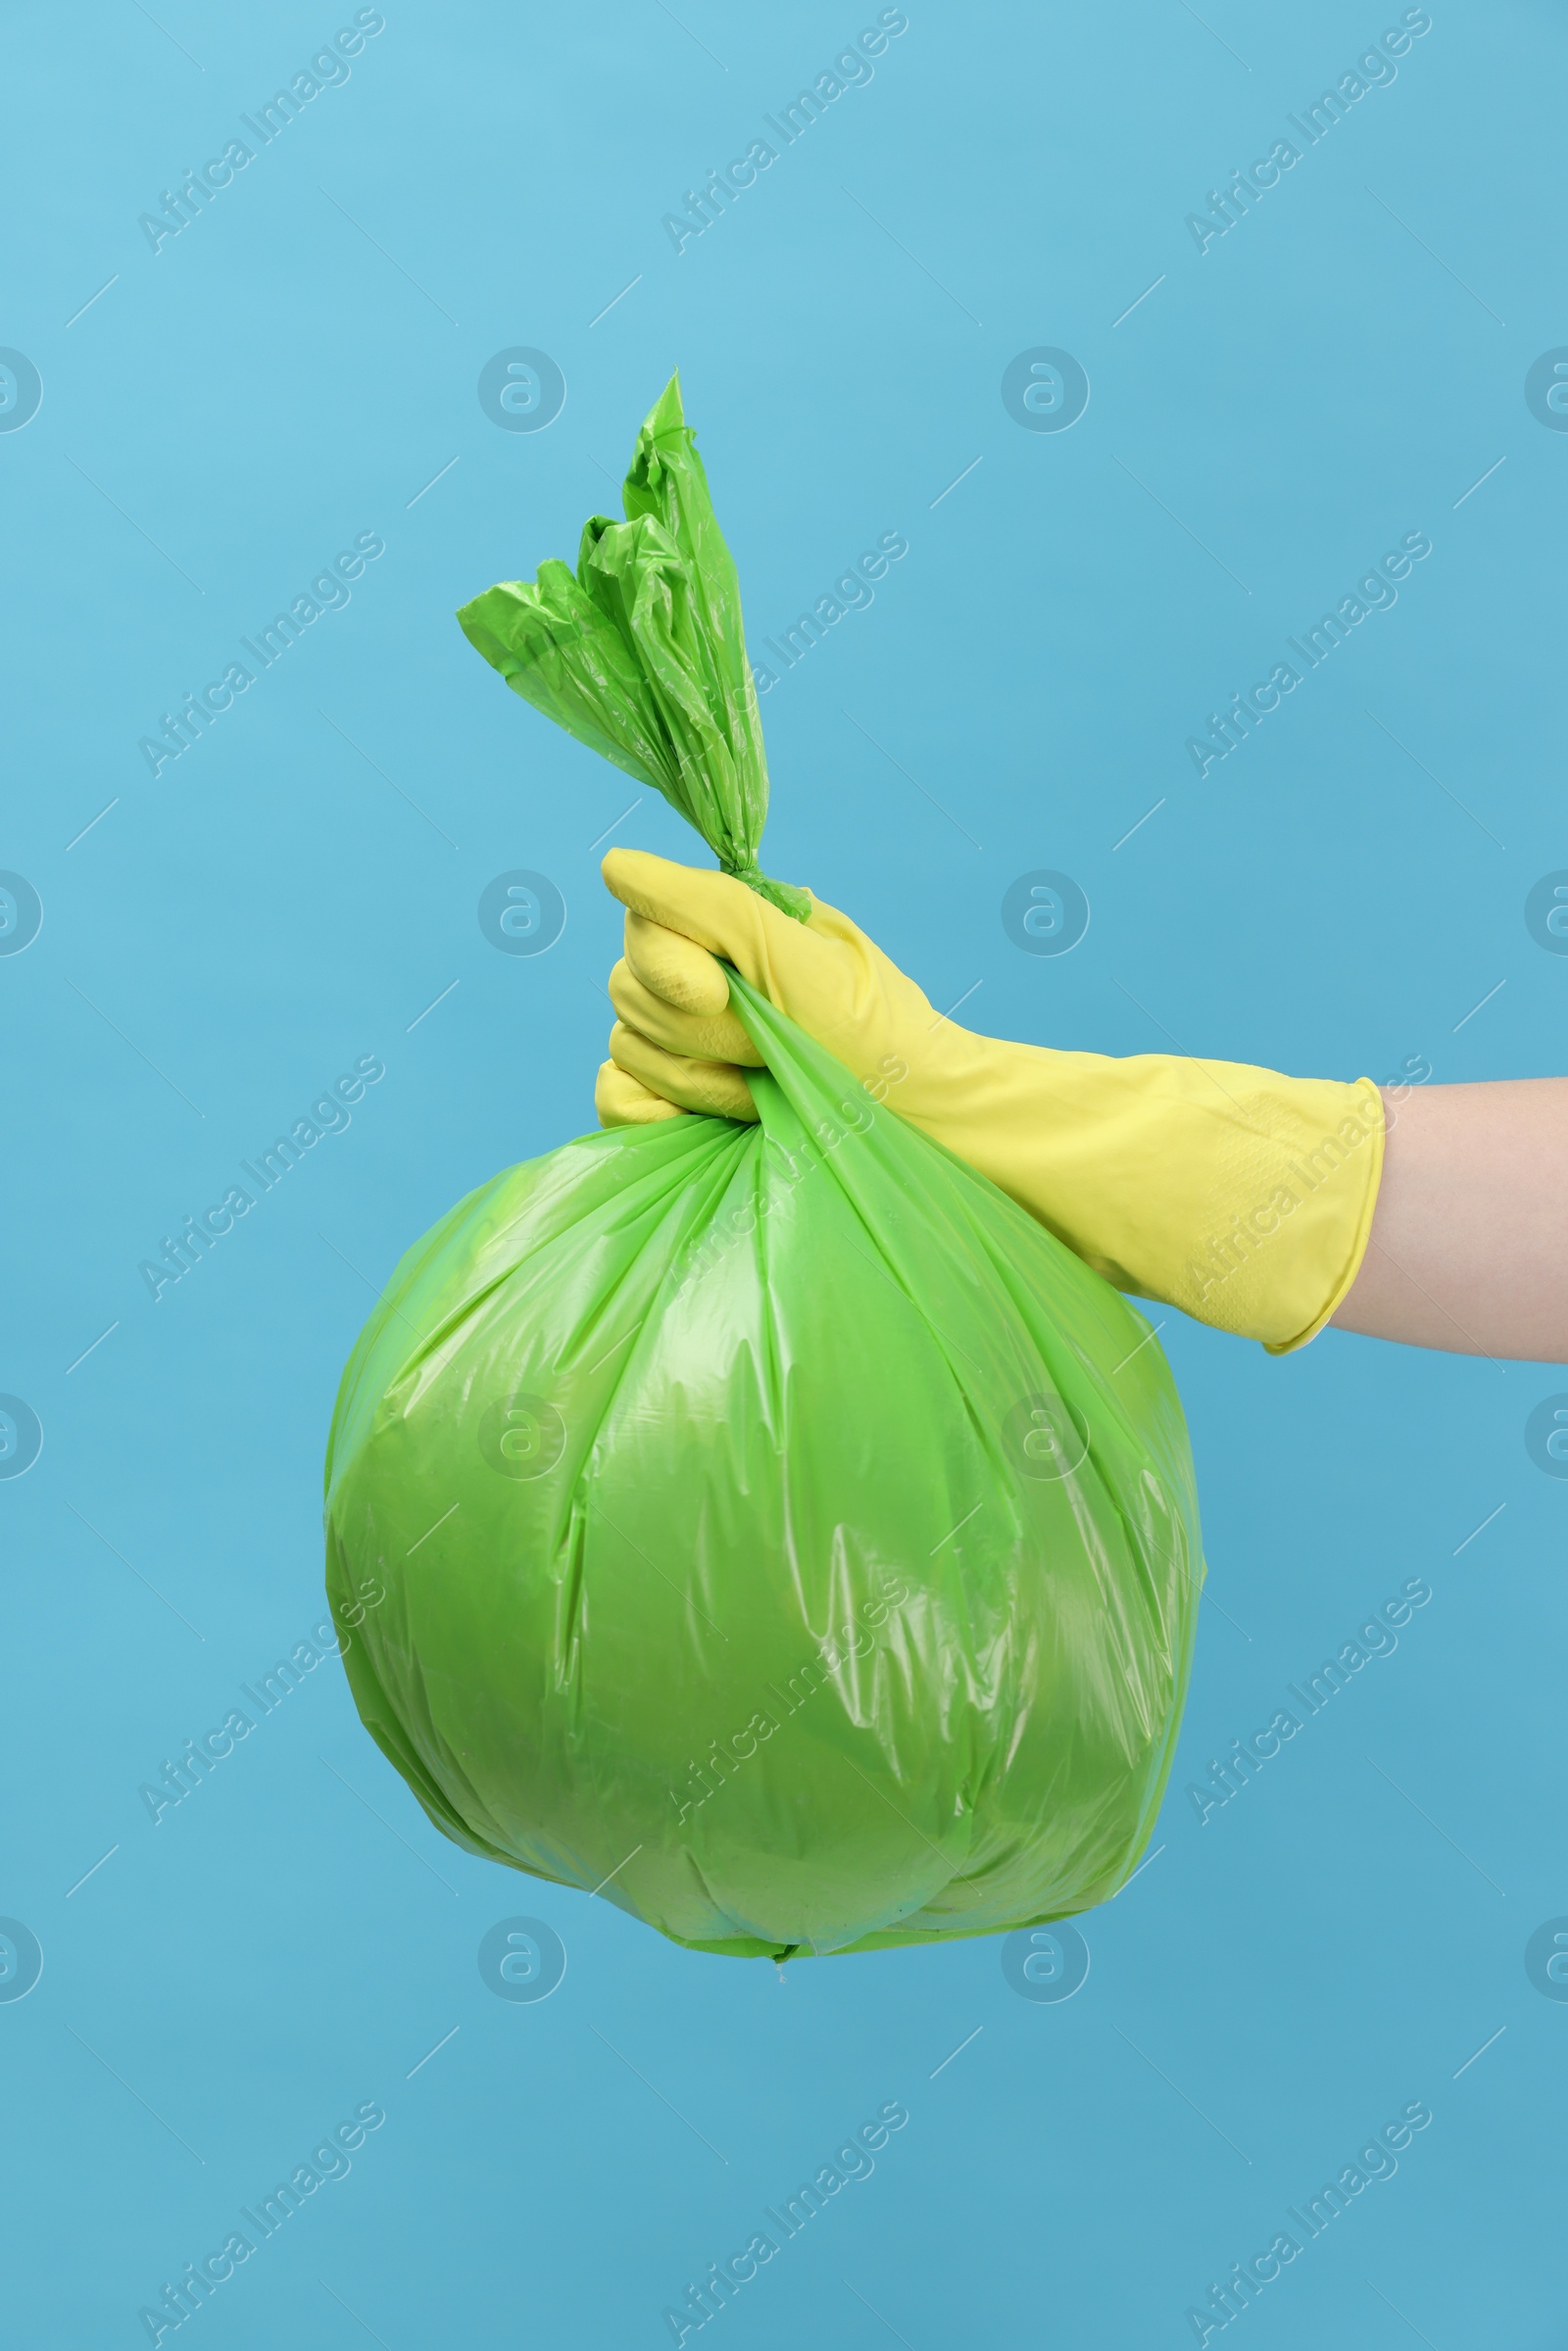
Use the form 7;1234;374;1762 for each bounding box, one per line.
596;850;1385;1354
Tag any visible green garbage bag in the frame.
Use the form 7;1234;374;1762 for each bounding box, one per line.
323;376;1204;1958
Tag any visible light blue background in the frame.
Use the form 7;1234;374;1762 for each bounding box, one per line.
4;2;1565;2342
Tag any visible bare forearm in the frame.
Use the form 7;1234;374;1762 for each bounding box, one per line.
1331;1081;1568;1361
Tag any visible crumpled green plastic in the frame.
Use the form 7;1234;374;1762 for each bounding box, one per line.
323;375;1204;1958
456;373;808;920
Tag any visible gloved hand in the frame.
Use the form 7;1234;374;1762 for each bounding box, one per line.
596;850;1385;1354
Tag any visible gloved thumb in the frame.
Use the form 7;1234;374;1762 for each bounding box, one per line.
601;847;828;1013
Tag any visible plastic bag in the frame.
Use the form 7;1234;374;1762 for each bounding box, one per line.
323;376;1204;1957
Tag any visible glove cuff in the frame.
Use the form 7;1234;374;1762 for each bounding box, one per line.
1261;1077;1386;1354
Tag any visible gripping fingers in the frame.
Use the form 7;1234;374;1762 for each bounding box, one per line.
609;1020;759;1123
609;955;764;1067
596;1060;685;1128
623;910;732;1016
